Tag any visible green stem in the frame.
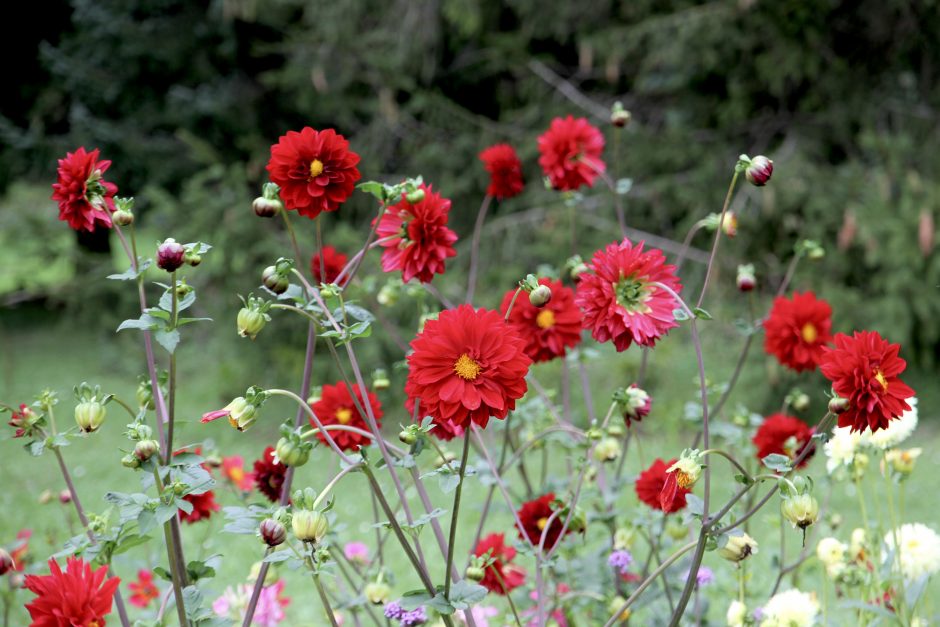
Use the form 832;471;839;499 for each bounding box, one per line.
444;433;471;600
153;468;190;627
312;571;340;627
696;169;739;309
489;566;524;627
280;207;303;264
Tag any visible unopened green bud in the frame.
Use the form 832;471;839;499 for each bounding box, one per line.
292;510;328;543
134;439;160;462
275;436;311;467
121;453;141;469
364;581;391;604
75;401;106;433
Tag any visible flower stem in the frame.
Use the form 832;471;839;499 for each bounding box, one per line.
696;169;740;309
280;207;303;264
444;433;471;600
152;468;190;627
466;194;492;303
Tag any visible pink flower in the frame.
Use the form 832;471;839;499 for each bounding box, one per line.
343;542;370;566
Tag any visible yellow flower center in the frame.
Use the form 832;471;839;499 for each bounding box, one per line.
801;323;818;343
874;369;888;391
336;408;353;424
676;470;694;489
536;517;549;531
229;467;245;482
309;159;325;178
453;353;482;381
536;309;556;329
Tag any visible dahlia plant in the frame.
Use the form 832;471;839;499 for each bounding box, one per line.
1;110;931;627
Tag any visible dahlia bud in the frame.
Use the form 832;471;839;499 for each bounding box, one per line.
610;101;632;128
781;492;819;529
38;490;54;504
372;368;390;391
565;255;589;281
237;296;272;340
364;581;392;604
262;266;289;295
528;284;553;307
259;518;287;547
292;510;329;543
614;384;651;425
666;450;704;489
718;532;758;563
405;188;426;204
74;399;107;434
613;527;636;550
275;436;312;468
253;183;284;218
224;397;258;432
0;548;13;575
136;379;155;410
564;506;588;533
593;437;622;463
464;566;485;583
607;596;631;623
786;389;811;412
307;387;323;406
134;439;160;462
59;489;72;504
665;520;689;541
112;208;134;227
183;250;202;267
828;395;849;415
745;155;773;187
156;238;186;272
585;427;603;441
885;448;921;476
736;264;756;292
398;429;418;445
174;279;193;299
720;211;738;238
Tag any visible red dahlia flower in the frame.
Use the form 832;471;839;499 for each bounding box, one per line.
426;416;464;441
479;144;524;199
10;529;31;572
24;557;120;626
576;239;683;351
537;116;605;191
405;305;531;431
636;458;689;514
820;330;915;433
763;291;833;372
374;184;458;283
310;382;382;451
473;533;526;594
51;147;118;232
310;245;349;285
752;413;815;468
179;490;220;524
128;569;159;608
253;446;288;503
266;127;361;219
500;278;582;363
517;493;571;548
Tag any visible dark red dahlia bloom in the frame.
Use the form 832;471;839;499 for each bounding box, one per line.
763;291;833;372
405;305;531;431
500;278;582;363
374;184;458;283
537;116;605;191
311;382;383;451
310;245;349;285
576;239;683;352
479;144;524;199
24;557;120;626
253;446;288;503
517;493;571;548
820;331;915;433
473;533;526;594
266;127;361;219
51;147;118;232
636;458;688;514
128;569;159;608
179;490;220;524
752;413;815;468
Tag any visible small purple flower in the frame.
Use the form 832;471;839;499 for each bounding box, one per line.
384;601;404;620
752;607;764;622
400;606;428;626
607;549;633;574
695;566;714;587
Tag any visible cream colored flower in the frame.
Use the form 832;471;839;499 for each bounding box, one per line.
816;537;848;578
726;600;747;627
864;397;918;449
824;426;863;475
759;589;819;627
883;523;940;581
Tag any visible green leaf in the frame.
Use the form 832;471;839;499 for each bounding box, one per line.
262;551;293;563
154;329;180;354
186;559;217;582
673;308;690;322
27;439;45;457
107;258;151;280
155;503;179;525
399;590;434;611
448;580;487;610
116;313;162;332
177;317;212;326
48;433;71;448
137;510;157;535
357;181;387;202
761;453;792;473
113;534;151;555
692;307;713;320
615;178;633;195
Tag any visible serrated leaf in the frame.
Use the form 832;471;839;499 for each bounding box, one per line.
448;580;487;610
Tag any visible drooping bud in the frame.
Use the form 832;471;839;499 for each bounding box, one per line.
292;510;329;543
593;437;622;463
607;596;631;623
786;389;811;413
736;264;756;292
73;383;110;434
156;238;186;272
613;384;651;426
372;368;390;391
828;395;849;415
275;435;312;468
718;532;759;563
237;295;272;340
610;101;632;128
136;378;155;410
781;492;819;530
259;518;287;547
563;505;588;533
262;265;289;295
665;520;689;541
528;284;552;307
405;188;425;204
364;581;392;604
59;489;72;504
0;548;13;575
134;439;160;462
253;183;284;218
885;448;921;476
745;155;773;187
720;211;738;238
565;255;589;281
464;566;485;583
112;209;134;227
398;429;418;445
